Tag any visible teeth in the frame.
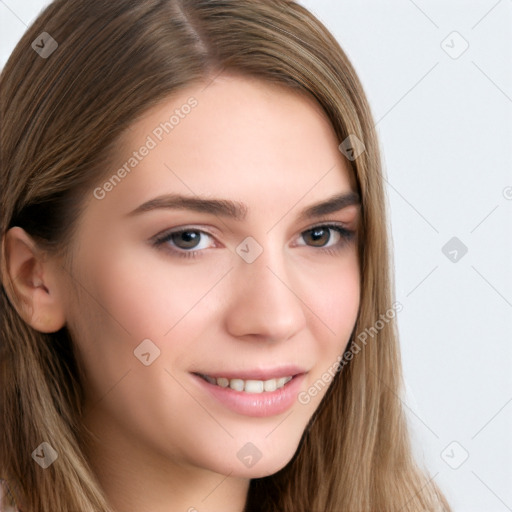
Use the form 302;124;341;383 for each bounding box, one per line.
264;379;277;392
203;375;217;385
201;374;293;393
217;377;229;388
276;377;287;388
230;379;244;392
245;380;264;393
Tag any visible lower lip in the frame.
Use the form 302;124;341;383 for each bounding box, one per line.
191;373;306;417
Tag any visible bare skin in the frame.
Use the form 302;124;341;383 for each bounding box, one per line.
4;73;360;512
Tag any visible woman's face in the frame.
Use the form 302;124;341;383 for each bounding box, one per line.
60;73;360;480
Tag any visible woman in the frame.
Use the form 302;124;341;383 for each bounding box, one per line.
0;0;451;510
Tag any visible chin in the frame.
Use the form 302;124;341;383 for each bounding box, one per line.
244;457;294;479
208;441;300;480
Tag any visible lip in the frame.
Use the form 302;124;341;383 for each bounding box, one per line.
191;364;307;381
191;369;307;418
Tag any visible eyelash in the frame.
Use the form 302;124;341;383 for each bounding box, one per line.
151;223;355;260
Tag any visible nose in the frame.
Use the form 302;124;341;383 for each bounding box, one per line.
223;244;308;343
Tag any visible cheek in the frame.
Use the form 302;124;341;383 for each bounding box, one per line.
300;253;360;343
315;272;359;332
66;247;232;394
79;245;231;339
293;260;359;414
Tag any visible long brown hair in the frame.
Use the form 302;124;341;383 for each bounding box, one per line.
0;1;451;510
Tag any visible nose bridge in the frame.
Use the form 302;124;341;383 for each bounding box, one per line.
224;236;307;341
239;244;287;296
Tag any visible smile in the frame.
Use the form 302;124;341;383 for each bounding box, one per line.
198;374;293;393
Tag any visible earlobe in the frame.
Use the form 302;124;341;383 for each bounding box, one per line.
1;226;66;333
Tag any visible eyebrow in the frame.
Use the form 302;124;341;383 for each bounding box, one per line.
126;190;360;222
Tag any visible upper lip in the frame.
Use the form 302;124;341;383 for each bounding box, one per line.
193;364;308;381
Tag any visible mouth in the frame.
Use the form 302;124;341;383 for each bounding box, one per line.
195;373;295;393
190;367;307;417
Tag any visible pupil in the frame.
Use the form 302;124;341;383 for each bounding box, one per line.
174;230;200;248
308;227;329;246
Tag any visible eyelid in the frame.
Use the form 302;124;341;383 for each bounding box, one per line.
151;220;352;243
300;218;353;231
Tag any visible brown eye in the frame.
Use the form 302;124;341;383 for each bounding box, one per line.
170;230;201;249
152;227;217;259
297;224;354;253
302;226;333;247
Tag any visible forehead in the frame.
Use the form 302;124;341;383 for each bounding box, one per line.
92;73;356;219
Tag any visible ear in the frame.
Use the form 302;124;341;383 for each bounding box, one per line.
1;226;66;333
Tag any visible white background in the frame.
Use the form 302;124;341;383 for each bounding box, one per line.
1;1;511;511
